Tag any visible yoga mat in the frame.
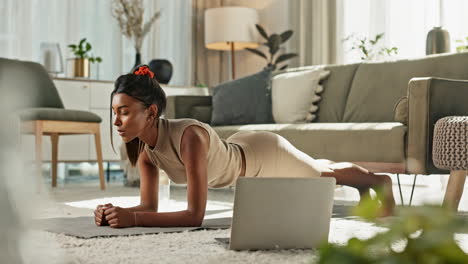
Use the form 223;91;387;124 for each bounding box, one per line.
33;205;353;239
33;216;232;239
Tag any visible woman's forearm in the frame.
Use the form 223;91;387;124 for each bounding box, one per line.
125;204;157;213
134;210;204;227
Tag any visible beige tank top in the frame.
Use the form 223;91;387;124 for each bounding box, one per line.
144;118;243;188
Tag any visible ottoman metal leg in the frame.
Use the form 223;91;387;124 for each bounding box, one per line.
443;170;467;210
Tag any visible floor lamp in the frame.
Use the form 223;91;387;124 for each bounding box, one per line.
205;7;259;80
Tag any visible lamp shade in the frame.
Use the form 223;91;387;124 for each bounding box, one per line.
205;7;260;51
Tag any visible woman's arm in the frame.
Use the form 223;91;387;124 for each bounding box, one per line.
133;125;209;227
125;150;159;212
104;125;209;228
96;150;159;226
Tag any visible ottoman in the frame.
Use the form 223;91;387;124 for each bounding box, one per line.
433;116;468;210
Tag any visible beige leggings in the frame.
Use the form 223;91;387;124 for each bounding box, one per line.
227;131;328;179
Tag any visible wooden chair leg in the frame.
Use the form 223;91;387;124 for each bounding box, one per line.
51;133;59;187
94;129;106;190
443;170;467;211
34;121;43;192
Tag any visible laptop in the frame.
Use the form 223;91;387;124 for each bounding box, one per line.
215;177;336;251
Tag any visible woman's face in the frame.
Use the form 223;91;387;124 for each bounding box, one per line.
111;93;152;143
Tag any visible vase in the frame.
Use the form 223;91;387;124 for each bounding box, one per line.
426;27;451;55
72;58;89;78
148;59;173;84
133;52;142;69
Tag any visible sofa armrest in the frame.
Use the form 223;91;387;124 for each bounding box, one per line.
165;95;212;122
407;77;468;175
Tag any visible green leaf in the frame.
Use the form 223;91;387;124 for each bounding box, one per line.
268;34;281;56
96;57;102;63
352;194;381;220
79;38;86;46
89;58;95;63
68;44;77;49
86;42;91;51
274;53;297;64
255;24;269;40
280;30;293;43
375;33;384;41
245;48;268;60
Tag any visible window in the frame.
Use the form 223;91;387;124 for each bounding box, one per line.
0;0;192;85
339;0;468;63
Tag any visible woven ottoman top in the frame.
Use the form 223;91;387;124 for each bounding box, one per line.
433;116;468;170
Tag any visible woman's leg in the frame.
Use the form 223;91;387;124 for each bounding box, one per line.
229;131;395;216
319;160;395;216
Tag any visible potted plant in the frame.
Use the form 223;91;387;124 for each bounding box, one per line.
245;24;298;71
111;0;161;69
343;33;398;61
455;36;468;52
68;38;102;78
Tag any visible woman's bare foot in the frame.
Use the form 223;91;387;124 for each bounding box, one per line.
375;174;396;217
357;175;396;217
320;161;396;217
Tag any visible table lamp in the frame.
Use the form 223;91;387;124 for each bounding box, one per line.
39;42;64;77
205;7;260;80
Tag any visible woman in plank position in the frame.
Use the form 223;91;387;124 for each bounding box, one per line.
94;66;395;228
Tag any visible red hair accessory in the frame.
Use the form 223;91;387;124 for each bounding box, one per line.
134;66;155;79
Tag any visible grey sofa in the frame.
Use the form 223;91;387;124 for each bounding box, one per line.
165;52;468;175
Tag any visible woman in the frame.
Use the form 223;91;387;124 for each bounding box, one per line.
94;66;395;228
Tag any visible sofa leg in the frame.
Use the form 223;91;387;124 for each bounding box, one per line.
443;170;467;211
396;174;405;206
408;174;418;206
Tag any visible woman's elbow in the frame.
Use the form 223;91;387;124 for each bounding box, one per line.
188;210;204;227
141;204;157;212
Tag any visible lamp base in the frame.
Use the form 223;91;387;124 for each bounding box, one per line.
230;42;236;80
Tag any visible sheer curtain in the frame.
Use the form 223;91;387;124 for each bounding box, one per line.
0;0;192;85
339;0;468;64
288;0;339;66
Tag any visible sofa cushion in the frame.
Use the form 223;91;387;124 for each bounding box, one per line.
18;108;102;123
273;63;359;123
343;52;468;122
272;67;330;123
393;96;408;125
318;63;360;122
211;69;273;126
214;122;406;163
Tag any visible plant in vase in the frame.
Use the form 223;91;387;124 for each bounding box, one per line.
111;0;160;69
68;38;102;78
245;24;298;71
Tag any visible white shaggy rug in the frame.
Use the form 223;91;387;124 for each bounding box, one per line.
18;180;468;264
25;190;386;264
23;216;385;264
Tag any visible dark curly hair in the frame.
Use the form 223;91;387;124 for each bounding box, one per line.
110;65;167;166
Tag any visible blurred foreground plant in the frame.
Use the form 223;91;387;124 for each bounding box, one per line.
316;193;468;264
